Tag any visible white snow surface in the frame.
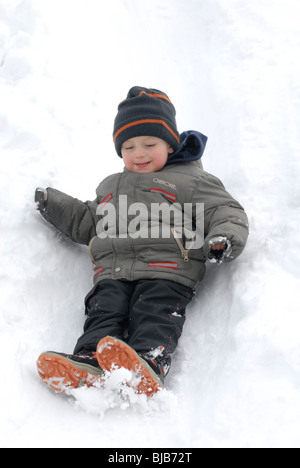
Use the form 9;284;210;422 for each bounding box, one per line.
1;0;300;448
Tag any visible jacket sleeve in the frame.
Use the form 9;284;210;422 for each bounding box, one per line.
41;188;98;246
194;172;249;262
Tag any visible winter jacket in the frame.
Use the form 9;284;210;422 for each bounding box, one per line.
41;133;249;289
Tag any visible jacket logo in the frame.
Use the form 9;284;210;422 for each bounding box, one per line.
153;178;177;191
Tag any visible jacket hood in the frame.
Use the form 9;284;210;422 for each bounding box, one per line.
166;130;208;166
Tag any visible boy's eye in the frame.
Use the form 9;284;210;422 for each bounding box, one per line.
146;144;155;148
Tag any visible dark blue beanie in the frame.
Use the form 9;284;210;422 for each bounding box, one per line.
113;86;180;157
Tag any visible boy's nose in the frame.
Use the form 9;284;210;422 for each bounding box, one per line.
135;147;146;158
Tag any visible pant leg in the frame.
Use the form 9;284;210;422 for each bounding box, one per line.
74;279;134;354
127;279;194;373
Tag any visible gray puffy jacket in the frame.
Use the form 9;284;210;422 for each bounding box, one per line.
41;153;249;289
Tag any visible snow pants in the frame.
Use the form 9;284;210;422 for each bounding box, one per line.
74;279;194;375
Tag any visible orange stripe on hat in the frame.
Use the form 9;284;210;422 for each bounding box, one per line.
138;91;173;105
114;119;180;144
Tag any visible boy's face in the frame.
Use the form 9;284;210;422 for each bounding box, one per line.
121;136;174;173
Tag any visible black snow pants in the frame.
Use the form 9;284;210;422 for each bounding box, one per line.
74;279;194;376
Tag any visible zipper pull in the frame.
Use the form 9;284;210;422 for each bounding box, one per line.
172;228;190;262
183;250;189;262
182;249;189;262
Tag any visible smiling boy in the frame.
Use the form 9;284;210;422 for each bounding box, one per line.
36;86;249;397
121;135;174;173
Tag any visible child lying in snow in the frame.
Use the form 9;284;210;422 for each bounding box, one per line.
35;86;249;397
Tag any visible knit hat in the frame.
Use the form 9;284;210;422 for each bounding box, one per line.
113;86;180;157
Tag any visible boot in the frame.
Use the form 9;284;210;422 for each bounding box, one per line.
37;350;104;393
96;336;164;397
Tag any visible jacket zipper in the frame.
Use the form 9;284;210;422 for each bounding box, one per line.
171;228;195;263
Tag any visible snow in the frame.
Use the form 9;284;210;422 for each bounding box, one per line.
1;0;300;448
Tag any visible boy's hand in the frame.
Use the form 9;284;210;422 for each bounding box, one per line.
207;236;232;264
211;242;226;251
35;188;48;213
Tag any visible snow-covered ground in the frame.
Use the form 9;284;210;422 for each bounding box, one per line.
1;0;300;448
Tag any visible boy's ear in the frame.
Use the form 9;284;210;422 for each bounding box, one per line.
168;145;174;154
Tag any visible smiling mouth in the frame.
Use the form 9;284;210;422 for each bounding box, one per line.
135;161;151;168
